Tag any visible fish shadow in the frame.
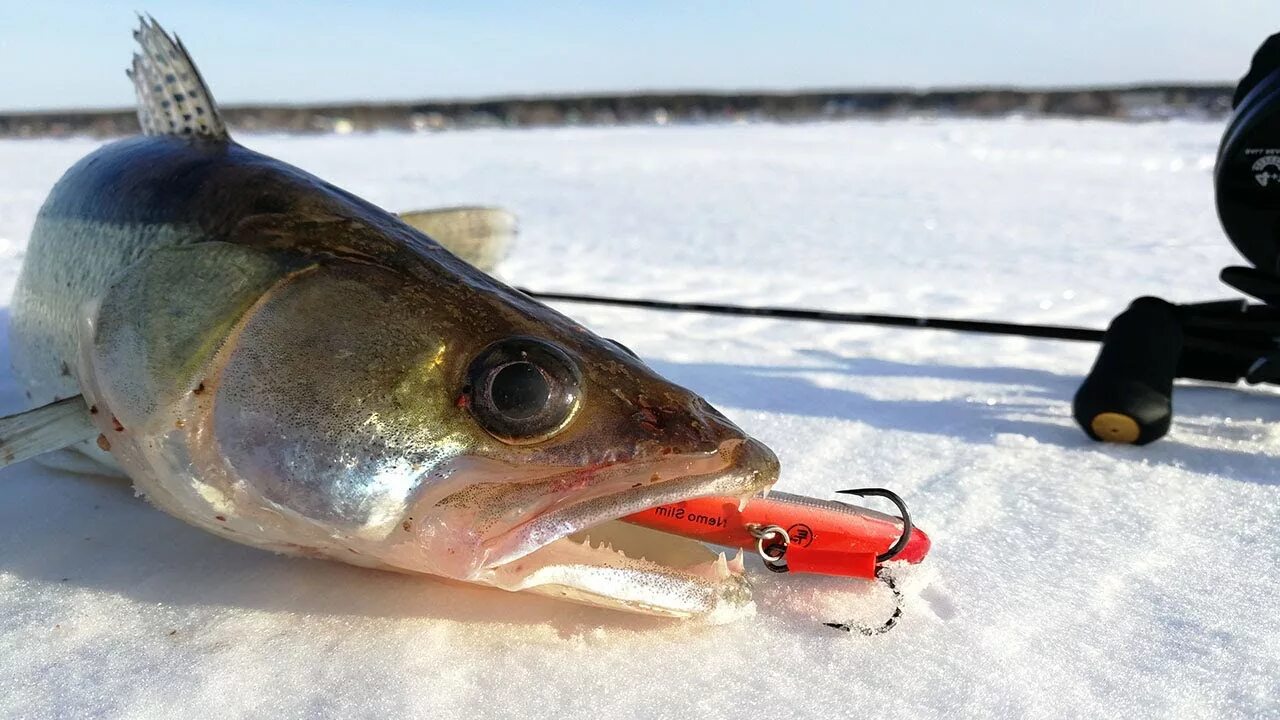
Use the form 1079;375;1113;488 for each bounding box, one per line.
651;347;1280;486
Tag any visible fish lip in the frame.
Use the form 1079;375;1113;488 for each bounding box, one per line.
480;436;779;570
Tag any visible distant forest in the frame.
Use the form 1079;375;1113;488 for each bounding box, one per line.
0;85;1234;138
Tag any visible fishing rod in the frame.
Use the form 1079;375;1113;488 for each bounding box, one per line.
519;288;1107;342
523;288;1280;448
526;31;1280;449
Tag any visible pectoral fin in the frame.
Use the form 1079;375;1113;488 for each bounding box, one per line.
0;395;97;469
398;206;516;273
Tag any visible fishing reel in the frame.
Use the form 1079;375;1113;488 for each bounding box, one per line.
1073;32;1280;445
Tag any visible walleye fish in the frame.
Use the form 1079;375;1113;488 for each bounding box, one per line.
0;18;779;621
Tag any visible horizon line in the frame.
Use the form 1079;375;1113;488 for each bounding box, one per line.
0;80;1239;117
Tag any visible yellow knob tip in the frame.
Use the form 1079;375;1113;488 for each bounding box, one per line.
1090;412;1141;444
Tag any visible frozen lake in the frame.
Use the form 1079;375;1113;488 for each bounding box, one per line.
0;119;1276;718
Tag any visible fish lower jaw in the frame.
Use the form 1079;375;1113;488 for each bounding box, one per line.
482;519;754;621
470;437;777;619
520;520;747;582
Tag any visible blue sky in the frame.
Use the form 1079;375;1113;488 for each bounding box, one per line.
2;1;1279;111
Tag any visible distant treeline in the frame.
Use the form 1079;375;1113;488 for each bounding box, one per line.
0;85;1235;138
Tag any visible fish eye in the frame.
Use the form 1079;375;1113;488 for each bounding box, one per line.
465;337;582;444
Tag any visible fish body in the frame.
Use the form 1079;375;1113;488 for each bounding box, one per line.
6;19;779;620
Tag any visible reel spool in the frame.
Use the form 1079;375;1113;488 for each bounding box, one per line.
1219;32;1280;276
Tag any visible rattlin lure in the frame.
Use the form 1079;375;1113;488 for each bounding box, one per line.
624;488;930;633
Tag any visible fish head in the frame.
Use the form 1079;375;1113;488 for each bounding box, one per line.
80;238;778;622
399;277;782;621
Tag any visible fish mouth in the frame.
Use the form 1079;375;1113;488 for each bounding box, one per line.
475;437;779;621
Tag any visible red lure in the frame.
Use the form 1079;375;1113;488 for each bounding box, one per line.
623;489;930;580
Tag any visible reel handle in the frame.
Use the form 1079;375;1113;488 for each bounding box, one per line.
1073;297;1182;445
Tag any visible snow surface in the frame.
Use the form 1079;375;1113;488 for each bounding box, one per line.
1;119;1278;718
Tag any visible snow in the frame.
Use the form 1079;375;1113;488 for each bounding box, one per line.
1;119;1278;718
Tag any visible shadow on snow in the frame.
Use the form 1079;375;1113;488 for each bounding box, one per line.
650;347;1280;485
0;312;1275;633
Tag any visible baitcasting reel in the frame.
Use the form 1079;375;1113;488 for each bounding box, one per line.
1073;31;1280;445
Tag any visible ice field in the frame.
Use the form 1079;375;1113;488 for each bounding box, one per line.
0;119;1277;718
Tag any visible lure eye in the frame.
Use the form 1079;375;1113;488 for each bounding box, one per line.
465;337;582;444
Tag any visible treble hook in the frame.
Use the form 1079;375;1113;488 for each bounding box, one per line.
824;567;905;636
817;488;913;635
836;487;913;563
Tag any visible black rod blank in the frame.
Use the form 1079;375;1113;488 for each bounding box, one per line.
520;288;1107;343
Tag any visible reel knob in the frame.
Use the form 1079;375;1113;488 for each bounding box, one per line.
1073;297;1183;445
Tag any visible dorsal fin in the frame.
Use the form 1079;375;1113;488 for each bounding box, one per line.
397;207;518;273
125;16;227;139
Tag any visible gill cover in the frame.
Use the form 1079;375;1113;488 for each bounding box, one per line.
80;242;471;541
85;243;297;428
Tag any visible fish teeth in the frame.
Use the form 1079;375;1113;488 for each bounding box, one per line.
737;495;750;512
714;551;730;579
729;548;746;574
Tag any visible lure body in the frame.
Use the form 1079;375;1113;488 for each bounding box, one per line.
624;492;930;579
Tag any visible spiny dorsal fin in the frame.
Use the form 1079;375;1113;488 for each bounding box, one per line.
0;396;97;469
126;16;227;139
